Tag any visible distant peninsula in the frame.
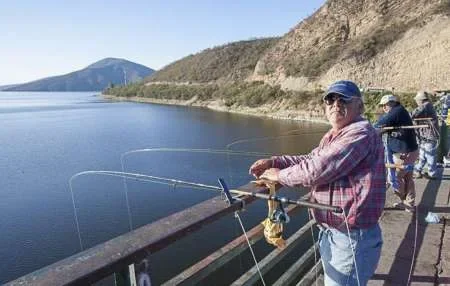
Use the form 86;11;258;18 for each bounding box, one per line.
4;58;154;92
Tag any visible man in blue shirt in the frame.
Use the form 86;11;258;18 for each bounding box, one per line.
374;94;418;212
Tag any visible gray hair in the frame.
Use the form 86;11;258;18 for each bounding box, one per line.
355;97;364;114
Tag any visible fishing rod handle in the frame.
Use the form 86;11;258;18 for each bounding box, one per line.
295;200;343;213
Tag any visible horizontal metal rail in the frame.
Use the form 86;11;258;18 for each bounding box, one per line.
6;182;268;286
296;260;323;286
231;219;316;286
162;202;304;286
273;242;319;286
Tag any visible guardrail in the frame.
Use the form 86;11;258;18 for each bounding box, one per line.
6;182;321;286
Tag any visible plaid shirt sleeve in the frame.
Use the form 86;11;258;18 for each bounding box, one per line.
276;127;371;187
272;121;386;229
271;146;319;169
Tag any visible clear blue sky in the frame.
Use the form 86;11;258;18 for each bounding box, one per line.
0;0;325;85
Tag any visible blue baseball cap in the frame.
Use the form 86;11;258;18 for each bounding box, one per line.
324;80;362;101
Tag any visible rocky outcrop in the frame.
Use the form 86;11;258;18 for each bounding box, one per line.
251;0;450;92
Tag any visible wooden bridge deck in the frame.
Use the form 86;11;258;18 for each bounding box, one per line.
367;166;450;286
307;167;450;286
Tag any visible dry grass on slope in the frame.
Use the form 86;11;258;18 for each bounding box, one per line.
147;38;279;83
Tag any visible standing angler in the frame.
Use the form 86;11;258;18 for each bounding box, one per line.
411;91;439;179
374;94;418;212
249;80;386;286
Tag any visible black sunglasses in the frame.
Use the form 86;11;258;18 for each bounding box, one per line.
323;93;353;106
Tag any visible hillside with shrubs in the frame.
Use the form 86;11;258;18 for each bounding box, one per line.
105;0;449;122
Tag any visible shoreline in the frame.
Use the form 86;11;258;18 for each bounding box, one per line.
102;94;330;125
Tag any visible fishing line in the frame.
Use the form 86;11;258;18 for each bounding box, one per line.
70;130;328;271
121;148;274;160
120;162;134;231
234;210;267;286
343;211;361;286
308;210;319;286
119;148;274;232
225;130;326;151
224;129;326;280
225;129;325;186
407;205;419;286
69;170;222;251
70;170;341;251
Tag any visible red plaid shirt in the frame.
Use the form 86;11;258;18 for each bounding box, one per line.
273;119;386;230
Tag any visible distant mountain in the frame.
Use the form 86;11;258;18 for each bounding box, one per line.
6;58;154;91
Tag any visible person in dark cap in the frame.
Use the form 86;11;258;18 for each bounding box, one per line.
249;80;386;286
374;94;418;212
411;91;439;179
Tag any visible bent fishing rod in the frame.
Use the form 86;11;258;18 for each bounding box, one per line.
71;170;343;213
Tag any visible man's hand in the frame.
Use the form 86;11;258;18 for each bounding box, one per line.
249;158;272;178
260;168;280;182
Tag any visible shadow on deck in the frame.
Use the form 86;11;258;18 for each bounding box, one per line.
368;167;450;286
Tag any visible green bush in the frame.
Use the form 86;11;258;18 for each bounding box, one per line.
105;82;429;124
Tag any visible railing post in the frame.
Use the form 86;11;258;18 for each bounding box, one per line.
438;122;448;163
114;268;131;286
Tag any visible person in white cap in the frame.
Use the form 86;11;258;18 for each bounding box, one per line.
374;94;418;212
411;91;439;179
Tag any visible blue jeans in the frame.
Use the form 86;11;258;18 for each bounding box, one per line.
318;223;383;286
415;141;437;177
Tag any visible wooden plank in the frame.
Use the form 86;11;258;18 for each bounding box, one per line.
273;243;319;286
162;203;303;286
231;219;316;286
6;182;267;286
296;260;323;286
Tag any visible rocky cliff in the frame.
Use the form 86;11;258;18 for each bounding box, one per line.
251;0;450;92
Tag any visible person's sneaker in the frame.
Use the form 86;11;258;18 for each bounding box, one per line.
444;156;450;166
413;172;423;179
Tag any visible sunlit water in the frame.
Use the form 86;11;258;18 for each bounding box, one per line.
0;91;329;284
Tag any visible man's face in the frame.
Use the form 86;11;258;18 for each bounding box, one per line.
324;93;360;130
382;104;391;113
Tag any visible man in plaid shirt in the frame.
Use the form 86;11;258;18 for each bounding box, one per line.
249;80;386;286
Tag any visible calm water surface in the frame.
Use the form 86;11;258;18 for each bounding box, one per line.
0;91;329;284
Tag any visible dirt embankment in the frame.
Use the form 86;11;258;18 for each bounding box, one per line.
251;0;449;92
103;94;329;124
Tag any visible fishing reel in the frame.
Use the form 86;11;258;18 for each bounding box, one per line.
270;204;290;224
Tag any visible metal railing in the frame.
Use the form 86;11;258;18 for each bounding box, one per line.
6;182;321;286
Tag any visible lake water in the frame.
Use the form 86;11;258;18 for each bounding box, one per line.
0;91;329;284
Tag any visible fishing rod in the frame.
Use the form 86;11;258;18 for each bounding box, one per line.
70;171;343;213
70;170;344;251
385;163;414;171
221;180;342;213
381;124;428;130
